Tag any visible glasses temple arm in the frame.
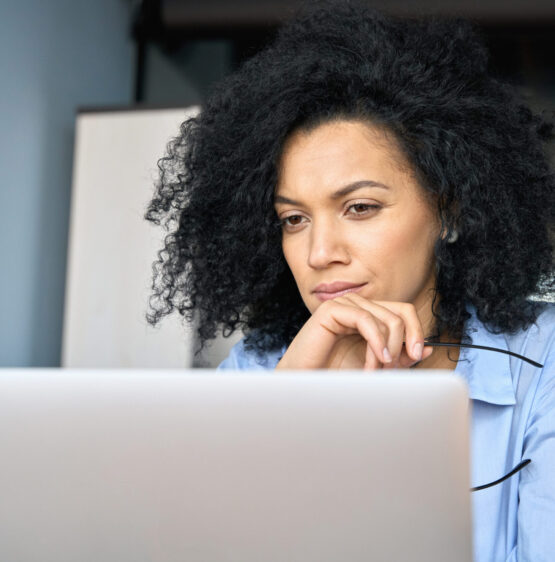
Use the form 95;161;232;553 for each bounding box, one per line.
470;459;531;492
423;342;543;368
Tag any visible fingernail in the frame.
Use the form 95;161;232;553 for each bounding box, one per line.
382;347;392;363
413;342;423;360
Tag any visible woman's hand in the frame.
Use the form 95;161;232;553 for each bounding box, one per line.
276;294;433;370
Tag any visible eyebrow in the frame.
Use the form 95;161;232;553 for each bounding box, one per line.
274;180;390;206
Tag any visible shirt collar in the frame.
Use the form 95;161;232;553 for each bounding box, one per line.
455;305;516;406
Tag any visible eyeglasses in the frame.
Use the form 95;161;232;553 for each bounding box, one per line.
422;339;538;492
470;459;531;492
423;340;543;368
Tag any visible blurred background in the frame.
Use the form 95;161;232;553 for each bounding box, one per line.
1;0;553;367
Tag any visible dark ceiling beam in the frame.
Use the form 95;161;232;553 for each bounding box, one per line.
161;0;555;27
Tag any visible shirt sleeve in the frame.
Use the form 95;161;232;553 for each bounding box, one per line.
217;337;282;370
516;335;555;561
217;338;248;369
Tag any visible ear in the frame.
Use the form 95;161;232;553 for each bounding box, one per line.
438;198;460;244
445;229;459;243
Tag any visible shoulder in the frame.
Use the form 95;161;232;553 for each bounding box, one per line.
505;302;555;366
505;303;555;419
466;301;554;364
532;301;555;337
528;302;555;395
460;302;554;405
217;337;284;370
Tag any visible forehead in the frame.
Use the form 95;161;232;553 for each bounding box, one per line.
275;120;415;196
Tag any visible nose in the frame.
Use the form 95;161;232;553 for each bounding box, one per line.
307;219;351;269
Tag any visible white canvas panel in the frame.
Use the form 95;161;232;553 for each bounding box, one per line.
62;107;198;367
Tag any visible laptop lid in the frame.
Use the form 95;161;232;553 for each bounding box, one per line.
0;369;472;562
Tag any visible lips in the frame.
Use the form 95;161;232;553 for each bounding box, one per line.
312;281;367;301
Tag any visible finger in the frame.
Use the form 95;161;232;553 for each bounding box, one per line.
278;300;360;369
364;341;382;371
371;301;426;362
331;297;390;370
317;302;393;365
339;294;407;367
334;295;394;361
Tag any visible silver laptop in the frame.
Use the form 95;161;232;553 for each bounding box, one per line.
0;369;472;562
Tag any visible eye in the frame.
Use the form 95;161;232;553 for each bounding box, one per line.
346;202;381;216
280;215;307;230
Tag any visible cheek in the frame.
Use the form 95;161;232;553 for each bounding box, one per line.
282;237;303;280
282;236;313;300
353;211;438;272
350;223;407;261
407;214;440;261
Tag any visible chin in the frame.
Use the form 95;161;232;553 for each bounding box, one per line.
304;297;319;314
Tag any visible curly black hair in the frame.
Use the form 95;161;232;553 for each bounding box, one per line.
145;0;554;354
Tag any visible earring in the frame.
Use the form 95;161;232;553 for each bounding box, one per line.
446;229;459;243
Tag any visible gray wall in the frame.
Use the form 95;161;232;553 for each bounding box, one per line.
0;0;133;366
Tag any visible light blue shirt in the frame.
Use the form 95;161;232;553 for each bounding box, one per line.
219;303;555;561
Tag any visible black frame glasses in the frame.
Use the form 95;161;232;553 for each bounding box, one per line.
470;459;531;492
423;340;543;368
422;339;539;492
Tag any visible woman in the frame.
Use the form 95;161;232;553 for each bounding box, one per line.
146;1;554;559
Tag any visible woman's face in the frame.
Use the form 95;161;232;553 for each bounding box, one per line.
274;119;440;316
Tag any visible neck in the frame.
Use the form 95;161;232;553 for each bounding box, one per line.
412;287;438;340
